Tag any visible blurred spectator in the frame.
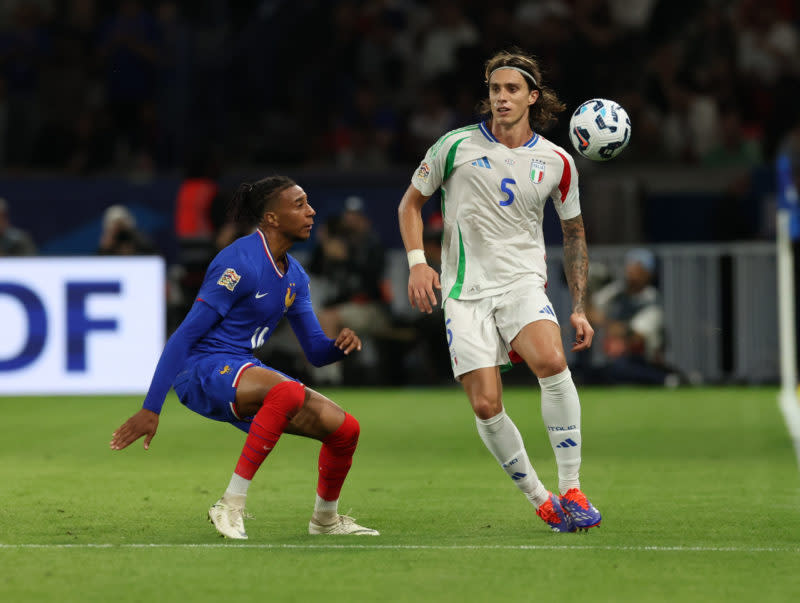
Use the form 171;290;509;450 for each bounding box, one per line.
310;195;390;335
702;102;763;167
0;196;36;255
209;186;252;251
354;4;414;99
65;105;116;174
154;0;191;169
416;1;478;81
403;211;451;384
97;0;160;167
733;0;800;158
0;0;796;175
97;204;156;255
734;0;798;87
680;2;738;102
644;40;720;162
572;0;624;93
174;150;219;241
307;195;391;384
172;149;221;320
331;83;399;169
406;83;455;160
0;1;51;168
513;1;573;101
587;248;684;386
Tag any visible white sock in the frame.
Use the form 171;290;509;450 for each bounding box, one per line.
539;368;582;494
475;410;549;507
224;473;251;499
313;494;339;523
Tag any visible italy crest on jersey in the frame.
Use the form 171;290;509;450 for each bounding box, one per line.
530;159;546;184
217;268;241;291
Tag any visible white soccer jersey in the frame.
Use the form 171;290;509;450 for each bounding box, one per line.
411;121;582;300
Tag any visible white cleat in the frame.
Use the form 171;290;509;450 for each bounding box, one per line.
308;514;379;536
208;498;248;540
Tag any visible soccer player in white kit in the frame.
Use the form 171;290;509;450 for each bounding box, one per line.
398;49;602;532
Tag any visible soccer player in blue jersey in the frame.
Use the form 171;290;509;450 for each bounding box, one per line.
110;175;379;538
398;49;602;532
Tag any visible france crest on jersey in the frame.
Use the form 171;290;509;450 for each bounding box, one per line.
190;229;312;356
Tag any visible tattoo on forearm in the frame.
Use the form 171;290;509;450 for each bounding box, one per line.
561;215;588;314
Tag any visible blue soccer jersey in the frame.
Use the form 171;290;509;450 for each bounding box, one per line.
192;229;315;356
141;229;341;417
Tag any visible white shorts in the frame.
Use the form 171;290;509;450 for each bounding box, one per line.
443;282;559;379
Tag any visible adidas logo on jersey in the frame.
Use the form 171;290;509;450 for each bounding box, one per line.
470;156;491;169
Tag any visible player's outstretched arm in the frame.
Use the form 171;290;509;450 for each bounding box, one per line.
398;184;440;313
109;301;222;451
110;409;159;451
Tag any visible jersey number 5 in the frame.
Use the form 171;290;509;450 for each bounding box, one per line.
500;178;516;206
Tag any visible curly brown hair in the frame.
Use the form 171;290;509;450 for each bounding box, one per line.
478;49;566;132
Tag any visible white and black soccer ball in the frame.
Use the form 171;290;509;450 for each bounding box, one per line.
568;98;631;161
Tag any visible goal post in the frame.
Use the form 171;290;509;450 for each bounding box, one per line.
777;152;799;403
776;151;800;468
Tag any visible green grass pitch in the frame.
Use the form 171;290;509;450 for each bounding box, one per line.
1;386;799;602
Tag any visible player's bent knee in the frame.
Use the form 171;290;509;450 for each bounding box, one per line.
264;380;306;418
323;412;360;452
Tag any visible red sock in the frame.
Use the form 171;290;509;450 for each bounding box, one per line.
234;381;305;480
317;412;360;501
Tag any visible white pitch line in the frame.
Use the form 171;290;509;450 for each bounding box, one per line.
1;543;798;553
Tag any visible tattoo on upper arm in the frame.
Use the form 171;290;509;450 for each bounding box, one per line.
561;215;588;314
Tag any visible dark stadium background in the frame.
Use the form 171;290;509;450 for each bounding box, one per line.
1;0;798;384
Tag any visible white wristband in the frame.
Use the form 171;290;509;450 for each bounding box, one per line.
407;249;426;268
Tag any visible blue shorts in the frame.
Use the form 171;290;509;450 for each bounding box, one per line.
173;353;296;433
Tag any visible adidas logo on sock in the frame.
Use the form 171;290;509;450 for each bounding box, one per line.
556;438;578;448
510;472;527;481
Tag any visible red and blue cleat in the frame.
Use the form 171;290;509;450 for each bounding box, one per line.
559;488;601;530
536;492;576;532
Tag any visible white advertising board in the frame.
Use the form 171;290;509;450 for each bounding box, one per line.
0;257;165;394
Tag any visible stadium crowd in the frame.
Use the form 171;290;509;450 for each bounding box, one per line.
0;0;797;176
1;0;797;387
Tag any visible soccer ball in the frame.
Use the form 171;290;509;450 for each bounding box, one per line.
568;98;631;161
